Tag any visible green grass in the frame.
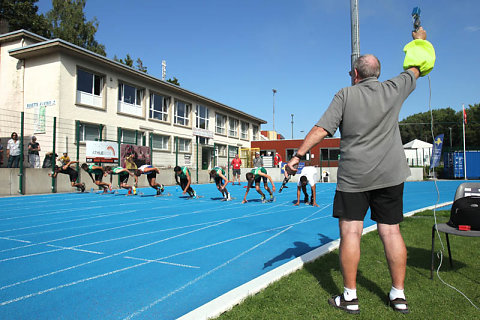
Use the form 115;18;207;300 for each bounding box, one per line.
215;210;480;319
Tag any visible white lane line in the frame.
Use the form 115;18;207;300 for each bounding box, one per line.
0;220;229;293
123;205;329;319
124;256;199;269
45;245;104;255
0;209;139;234
0;237;31;243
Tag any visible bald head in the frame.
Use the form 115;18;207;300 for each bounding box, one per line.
353;54;381;79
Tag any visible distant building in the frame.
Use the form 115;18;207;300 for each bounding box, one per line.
251;138;340;168
0;30;266;169
403;139;432;166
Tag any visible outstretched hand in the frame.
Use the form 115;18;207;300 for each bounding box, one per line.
412;26;426;40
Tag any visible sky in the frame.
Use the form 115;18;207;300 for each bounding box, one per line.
36;0;480;139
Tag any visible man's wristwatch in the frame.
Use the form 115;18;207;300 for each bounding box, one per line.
292;153;304;159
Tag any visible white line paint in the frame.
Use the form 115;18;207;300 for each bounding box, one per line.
123;204;329;319
45;244;104;255
0;220;229;294
124;256;199;269
177;202;452;320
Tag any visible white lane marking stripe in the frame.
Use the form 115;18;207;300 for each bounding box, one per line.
45;245;104;255
124;256;199;269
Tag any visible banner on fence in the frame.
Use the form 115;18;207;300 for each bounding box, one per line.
120;144;150;169
86;141;118;163
430;134;444;168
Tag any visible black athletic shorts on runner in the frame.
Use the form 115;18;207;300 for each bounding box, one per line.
94;173;103;182
254;175;267;184
333;183;404;225
214;176;224;185
119;173;129;184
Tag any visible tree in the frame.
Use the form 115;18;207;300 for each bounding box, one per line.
114;54;147;73
46;0;106;56
167;77;180;86
136;58;147;73
0;0;50;37
399;104;480;149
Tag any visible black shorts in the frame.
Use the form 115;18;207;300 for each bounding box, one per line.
146;171;157;181
232;169;241;176
214;176;224;186
333;183;404;225
68;170;78;183
254;175;267;184
94;173;103;182
119;173;129;184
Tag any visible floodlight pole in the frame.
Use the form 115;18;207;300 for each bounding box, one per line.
272;89;277;133
350;0;360;85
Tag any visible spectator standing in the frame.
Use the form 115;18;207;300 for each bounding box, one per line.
252;151;263;168
230;154;242;185
28;136;41;168
274;152;282;168
0;138;3;166
7;132;20;168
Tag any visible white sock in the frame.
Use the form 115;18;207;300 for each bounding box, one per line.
334;287;358;311
343;287;357;301
389;286;407;310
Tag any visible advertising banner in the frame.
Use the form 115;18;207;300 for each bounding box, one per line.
120;144;151;169
86;141;119;163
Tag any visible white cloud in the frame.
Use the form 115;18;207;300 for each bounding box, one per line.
465;26;480;32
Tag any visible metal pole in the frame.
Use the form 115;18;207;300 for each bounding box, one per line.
149;134;153;165
75;121;80;179
272;89;277;133
462;104;467;180
51;117;57;193
227;146;230;181
350;0;360;85
291;114;294;139
196;136;199;183
175;136;179;166
19;112;24;195
448;127;452;147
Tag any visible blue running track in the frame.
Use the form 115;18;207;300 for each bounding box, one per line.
0;180;473;319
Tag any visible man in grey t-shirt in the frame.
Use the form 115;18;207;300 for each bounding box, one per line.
285;27;434;314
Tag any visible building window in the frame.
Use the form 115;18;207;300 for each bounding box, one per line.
286;149;310;161
240;121;249;140
121;129;137;144
196;104;209;129
174;100;191;126
198;137;209;145
215;113;227;135
150;93;170;122
177;138;191;152
152;134;169;150
118;82;144;117
216;144;227;157
79;123;101;142
321;148;340;161
229;118;239;137
252;125;259;140
76;68;103;107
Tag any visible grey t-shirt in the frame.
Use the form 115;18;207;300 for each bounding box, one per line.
316;70;416;192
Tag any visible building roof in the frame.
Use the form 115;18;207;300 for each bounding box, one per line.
403;139;432;149
3;30;267;124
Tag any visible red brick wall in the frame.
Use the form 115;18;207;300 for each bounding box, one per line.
251;138;340;167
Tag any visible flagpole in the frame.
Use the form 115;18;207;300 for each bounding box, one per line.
462;104;467;180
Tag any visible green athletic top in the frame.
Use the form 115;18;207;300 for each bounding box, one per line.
177;166;190;179
213;167;225;176
112;167;128;175
251;167;267;177
88;164;103;174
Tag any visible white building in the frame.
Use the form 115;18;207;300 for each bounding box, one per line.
403;139;432;166
0;30;265;170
